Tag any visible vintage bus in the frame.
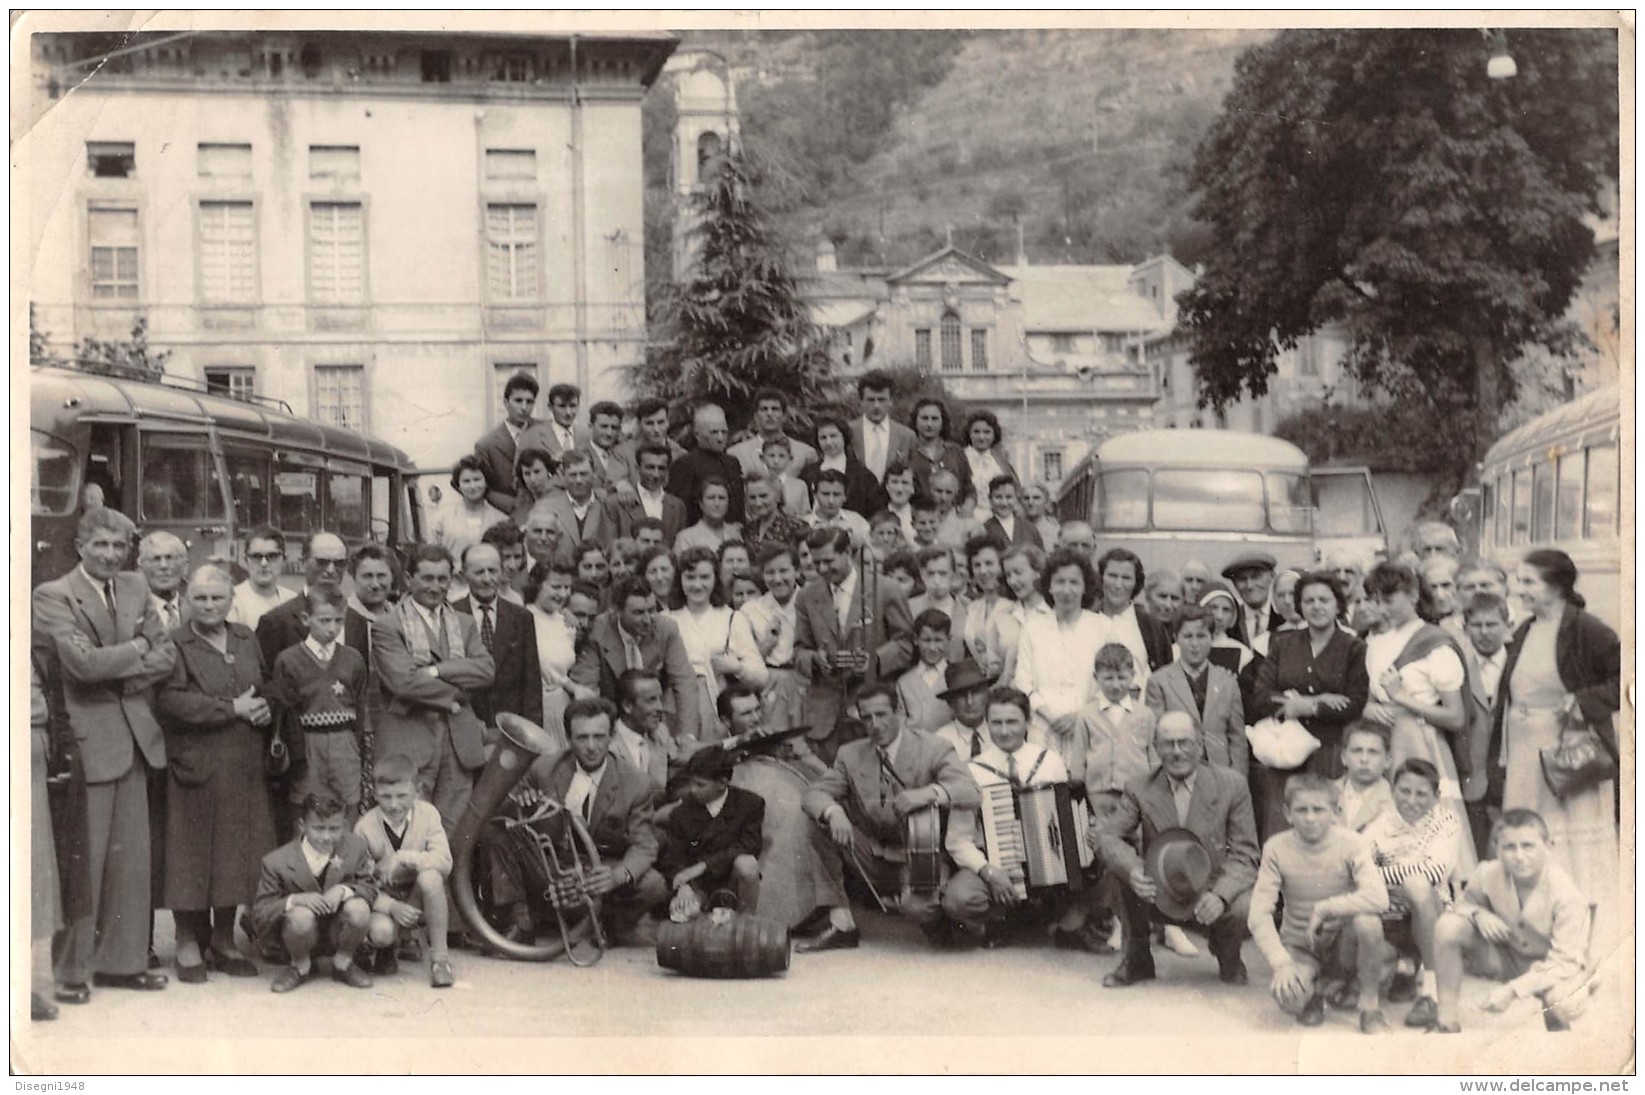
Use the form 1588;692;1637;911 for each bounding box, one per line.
29;364;423;586
1452;385;1623;631
1054;428;1387;577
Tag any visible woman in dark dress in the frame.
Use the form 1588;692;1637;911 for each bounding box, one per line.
907;397;970;502
801;416;887;519
1251;571;1370;838
154;564;277;982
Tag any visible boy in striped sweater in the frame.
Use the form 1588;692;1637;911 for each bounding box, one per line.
271;586;370;818
1249;773;1391;1033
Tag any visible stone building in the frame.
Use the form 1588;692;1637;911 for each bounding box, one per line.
22;24;676;469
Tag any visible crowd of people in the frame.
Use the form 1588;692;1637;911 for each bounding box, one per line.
28;370;1621;1041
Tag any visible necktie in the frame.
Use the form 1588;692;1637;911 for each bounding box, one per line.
969;731;983;759
1008;752;1021;789
624;636;642;671
478;605;494;652
160;598;178;631
104;580;119;623
582;785;594;822
433;607;449;657
834;584;849;628
1173;780;1191;826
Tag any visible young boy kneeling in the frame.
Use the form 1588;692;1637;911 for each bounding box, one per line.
355;753;455;988
1429;809;1593;1034
1248;774;1390;1031
251;793;380;993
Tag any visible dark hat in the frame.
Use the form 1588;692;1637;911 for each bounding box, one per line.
937;658;993;700
1143;827;1215;921
683;749;735;782
1221;551;1278;580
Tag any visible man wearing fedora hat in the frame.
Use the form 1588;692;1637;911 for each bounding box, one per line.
1222;551;1285;655
931;660;995;761
1093;712;1261;988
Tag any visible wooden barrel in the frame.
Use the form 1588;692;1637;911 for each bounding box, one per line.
655;914;791;979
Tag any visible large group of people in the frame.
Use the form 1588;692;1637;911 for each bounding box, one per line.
28;370;1621;1041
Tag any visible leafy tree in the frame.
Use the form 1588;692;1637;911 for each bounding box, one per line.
72;315;171;379
28;302;58;366
633;147;839;431
1180;29;1618;469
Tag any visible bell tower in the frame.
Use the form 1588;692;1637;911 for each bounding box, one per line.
668;52;739;282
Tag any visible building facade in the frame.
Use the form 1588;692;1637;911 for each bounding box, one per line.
24;29;675;469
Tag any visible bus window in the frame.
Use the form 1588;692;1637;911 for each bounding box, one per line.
1495;474;1511;547
1266;472;1314;534
140;437;226;523
1094;469;1149;530
1584;443;1618;537
32;430;79;515
325;469;368;539
223;447;272;533
1511;468;1532;544
1153;469;1264;532
274;458;321;535
1554;453;1584;540
1531;461;1555;542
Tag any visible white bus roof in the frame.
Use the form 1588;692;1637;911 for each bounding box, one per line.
1096;428;1309;469
1483;385;1621;467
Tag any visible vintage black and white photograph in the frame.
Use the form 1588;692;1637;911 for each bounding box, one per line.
11;9;1631;1077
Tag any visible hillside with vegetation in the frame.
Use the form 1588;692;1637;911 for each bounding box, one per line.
642;28;1269;281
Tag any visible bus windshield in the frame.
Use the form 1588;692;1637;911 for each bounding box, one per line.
1152;469;1266;532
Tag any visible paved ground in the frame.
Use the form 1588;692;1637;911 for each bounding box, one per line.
14;911;1629;1075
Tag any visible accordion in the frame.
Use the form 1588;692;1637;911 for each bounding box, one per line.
979;782;1094;898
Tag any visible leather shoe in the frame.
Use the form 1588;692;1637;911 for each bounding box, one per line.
1217;958;1249;985
269;965;311;994
1297;993;1327;1027
204;949;260;978
430;959;454;989
1101;961;1156;988
1385;970;1419;1003
374;950;400;977
175;961;208;985
1052;926;1115;954
795;925;859;953
31;993;59;1021
147;949;163;970
332;963;374;989
791;906;831;938
1359;1008;1390;1034
1404;995;1438;1029
93;971;168;991
54;984;91;1005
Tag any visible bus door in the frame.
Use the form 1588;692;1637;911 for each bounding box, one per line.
31;426;83;585
135;429;234;566
221;441;276;567
323;457;371;549
272;451;325;573
1310;466;1386;565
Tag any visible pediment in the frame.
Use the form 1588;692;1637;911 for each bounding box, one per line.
886;246;1011;287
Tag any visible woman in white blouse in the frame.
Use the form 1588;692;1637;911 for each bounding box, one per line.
524;560;594;754
666;546;769;744
960;409;1017;523
431;455;509;600
1014;548;1107;744
995;542;1051;690
1361;561;1475;876
962;536;1010;680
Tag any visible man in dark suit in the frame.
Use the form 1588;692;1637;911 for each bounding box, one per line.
979;477;1044;550
609;444;689;546
513;382;587;475
570;576;702;745
473;370;540;514
31;506;176;998
792;526;916;750
850;370;916;484
526;451;621;564
667;401;746;526
659;732;765;916
451;543;542;732
1094;711;1260;988
532;698;668;941
1224;551;1285;652
370;545;495;829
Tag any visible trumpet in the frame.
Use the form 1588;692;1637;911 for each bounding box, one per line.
450;712;606;965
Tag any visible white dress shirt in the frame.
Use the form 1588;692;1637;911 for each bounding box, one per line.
637;485;667;522
830;568;859;629
1014;610;1107;722
615;720;652;777
227;581;297;628
946;741;1068;873
303;635;337;663
862;418;890;479
565;759;609;820
1475;647;1507;708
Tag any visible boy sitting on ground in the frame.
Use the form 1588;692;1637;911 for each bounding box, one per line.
354;753;455;988
659;749;765;920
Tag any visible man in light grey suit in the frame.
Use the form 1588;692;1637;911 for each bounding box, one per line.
32;507;176;998
850;370;915;484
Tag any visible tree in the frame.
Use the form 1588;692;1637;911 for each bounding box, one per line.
632;146;840;431
28;302;58;367
72;315;171;379
1179;29;1618;472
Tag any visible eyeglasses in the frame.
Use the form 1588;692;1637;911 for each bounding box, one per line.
247;552;284;563
1157;740;1199;753
312;558;346;571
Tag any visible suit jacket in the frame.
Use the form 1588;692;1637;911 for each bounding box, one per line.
250;831;380;940
801;457;887;519
570;614;701;743
525;489;622;562
31;567;175;783
451;596;543;729
897;665;954;734
802;728;980;853
1095;762;1260;908
792;570;916;739
1232;601;1288;650
981;514;1044;550
255;593;312;677
584;443;637;494
370;604;495;772
514;419;587;465
1134;605;1175;673
608;489;690;545
849;418;916;482
1459;858;1592;999
659;785;765;879
536;750;659;880
609;719;671;793
354;799;453;878
474;420;523;513
1144;661;1248;775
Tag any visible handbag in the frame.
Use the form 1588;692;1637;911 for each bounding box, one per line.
265;721;293;780
1245;715;1321;771
1539;704;1617;801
